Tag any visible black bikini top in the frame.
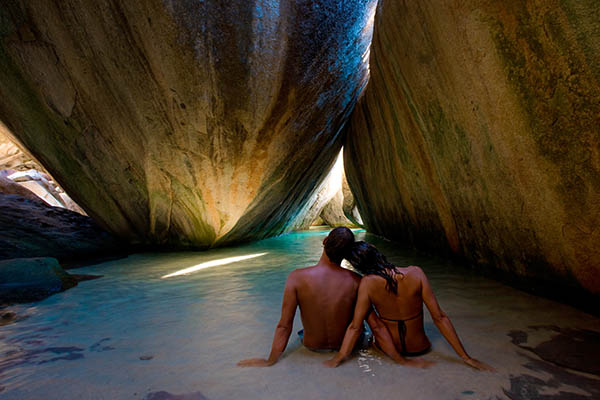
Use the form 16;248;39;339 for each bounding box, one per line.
377;310;423;323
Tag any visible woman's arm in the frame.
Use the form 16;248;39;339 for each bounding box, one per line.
419;268;494;371
238;271;298;367
322;279;371;367
324;279;433;368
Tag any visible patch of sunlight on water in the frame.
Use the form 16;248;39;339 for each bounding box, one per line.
161;253;268;278
1;229;599;399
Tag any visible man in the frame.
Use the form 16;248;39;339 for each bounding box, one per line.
237;227;430;368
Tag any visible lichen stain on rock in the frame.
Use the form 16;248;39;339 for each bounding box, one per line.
0;0;376;248
345;0;600;295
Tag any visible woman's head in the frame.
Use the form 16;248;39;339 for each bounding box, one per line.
347;241;400;294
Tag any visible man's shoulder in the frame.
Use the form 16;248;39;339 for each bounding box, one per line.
287;265;316;280
346;268;362;282
292;265;317;274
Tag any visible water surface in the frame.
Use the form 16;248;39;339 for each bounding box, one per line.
1;230;599;399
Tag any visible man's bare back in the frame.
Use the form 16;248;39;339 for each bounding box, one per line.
290;259;360;350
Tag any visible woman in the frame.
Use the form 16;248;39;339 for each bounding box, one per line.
324;241;494;370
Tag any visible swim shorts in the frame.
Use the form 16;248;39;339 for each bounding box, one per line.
298;321;373;352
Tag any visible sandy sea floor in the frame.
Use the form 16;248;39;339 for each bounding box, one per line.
1;229;599;399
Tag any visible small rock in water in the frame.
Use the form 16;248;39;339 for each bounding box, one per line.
139;355;154;361
1;310;16;321
0;257;77;303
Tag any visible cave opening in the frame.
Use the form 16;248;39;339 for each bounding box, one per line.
0;122;85;215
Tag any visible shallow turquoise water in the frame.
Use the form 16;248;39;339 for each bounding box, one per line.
1;229;599;399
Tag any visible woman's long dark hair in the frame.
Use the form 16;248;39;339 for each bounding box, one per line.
347;241;403;294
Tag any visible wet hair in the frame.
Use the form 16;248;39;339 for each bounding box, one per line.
347;241;402;294
324;227;355;265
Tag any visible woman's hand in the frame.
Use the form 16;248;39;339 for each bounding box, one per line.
237;358;275;367
463;357;495;371
322;353;344;368
402;357;435;369
322;358;341;368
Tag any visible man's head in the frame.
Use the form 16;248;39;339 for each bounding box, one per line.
323;227;355;265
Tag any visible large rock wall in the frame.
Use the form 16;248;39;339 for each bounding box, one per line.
346;0;600;294
0;0;375;247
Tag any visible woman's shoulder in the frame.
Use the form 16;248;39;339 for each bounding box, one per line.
400;265;424;274
360;273;384;286
398;265;426;282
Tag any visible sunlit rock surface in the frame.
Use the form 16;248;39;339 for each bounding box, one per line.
341;170;362;227
5;169;85;214
0;176;39;202
345;0;600;294
0;0;375;247
290;150;349;230
0;124;40;171
320;190;354;227
1;91;86;214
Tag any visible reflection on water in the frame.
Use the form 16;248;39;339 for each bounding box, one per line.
1;229;599;399
161;253;268;278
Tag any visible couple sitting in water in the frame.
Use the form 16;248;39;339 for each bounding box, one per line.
238;227;493;371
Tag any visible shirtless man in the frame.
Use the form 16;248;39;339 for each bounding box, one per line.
237;227;431;368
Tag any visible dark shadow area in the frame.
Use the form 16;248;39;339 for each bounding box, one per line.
504;326;600;399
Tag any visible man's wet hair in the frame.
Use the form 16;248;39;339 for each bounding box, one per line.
324;227;355;265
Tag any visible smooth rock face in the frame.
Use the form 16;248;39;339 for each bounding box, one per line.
345;0;600;294
0;194;122;263
341;170;363;227
0;176;40;202
0;257;76;303
0;0;375;247
320;190;354;227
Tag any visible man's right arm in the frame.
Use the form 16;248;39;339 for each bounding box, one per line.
238;271;298;367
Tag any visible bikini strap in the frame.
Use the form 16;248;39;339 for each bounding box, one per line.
378;309;423;322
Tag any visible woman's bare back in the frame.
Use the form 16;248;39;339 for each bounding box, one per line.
365;266;431;354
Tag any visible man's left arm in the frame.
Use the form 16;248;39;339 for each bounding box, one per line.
238;271;298;367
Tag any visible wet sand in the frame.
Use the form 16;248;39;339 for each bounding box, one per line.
0;230;598;399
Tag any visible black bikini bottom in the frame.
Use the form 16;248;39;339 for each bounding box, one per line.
374;341;431;357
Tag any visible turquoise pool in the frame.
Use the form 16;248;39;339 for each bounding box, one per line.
1;229;599;399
